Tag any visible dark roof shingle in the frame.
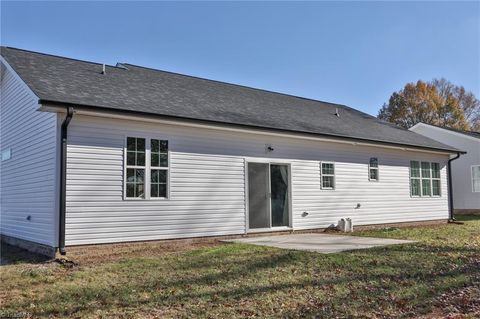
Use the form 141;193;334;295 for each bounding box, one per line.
1;46;461;153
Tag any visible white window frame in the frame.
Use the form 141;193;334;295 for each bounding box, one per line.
149;139;169;199
368;157;379;181
431;162;441;197
123;136;170;200
410;160;441;198
124;136;147;200
472;165;480;193
410;161;421;197
320;162;335;190
421;162;432;197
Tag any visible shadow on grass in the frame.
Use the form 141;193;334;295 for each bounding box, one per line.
0;242;51;266
455;214;480;222
19;241;480;318
3;215;479;317
353;241;480;255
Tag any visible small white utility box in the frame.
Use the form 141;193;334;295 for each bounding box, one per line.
345;218;353;232
337;218;353;232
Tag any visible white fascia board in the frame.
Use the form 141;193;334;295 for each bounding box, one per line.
40;104;456;156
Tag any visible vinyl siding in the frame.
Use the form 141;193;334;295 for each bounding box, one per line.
65;114;450;245
410;124;480;209
0;62;58;246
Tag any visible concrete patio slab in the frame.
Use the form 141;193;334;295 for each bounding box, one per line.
224;233;415;254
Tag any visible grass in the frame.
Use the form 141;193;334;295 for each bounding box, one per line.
1;215;479;318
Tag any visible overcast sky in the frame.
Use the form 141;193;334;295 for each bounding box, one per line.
2;1;479;116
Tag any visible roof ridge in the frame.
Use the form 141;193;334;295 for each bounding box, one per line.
2;47;377;118
1;46;121;69
2;46;461;153
121;62;354;111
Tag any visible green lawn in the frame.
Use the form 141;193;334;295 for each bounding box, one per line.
1;216;479;318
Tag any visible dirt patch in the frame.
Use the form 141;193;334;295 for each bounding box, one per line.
2;238;222;267
62;238;222;265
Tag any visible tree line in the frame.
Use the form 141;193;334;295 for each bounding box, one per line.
378;78;479;132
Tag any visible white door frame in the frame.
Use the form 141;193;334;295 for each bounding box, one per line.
245;160;293;233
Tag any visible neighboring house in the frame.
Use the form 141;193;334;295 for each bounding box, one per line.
0;47;464;256
410;123;480;213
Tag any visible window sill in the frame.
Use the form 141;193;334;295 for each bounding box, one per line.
410;196;442;198
123;197;169;201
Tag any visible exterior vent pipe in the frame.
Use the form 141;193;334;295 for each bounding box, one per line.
59;106;74;255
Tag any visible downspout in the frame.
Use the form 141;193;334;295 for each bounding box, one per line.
447;152;461;222
59;107;74;255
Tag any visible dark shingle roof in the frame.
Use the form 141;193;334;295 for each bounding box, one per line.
1;46;461;153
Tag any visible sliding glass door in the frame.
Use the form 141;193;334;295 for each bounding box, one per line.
248;163;270;229
270;164;289;227
248;162;290;230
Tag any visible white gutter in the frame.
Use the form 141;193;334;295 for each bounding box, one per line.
39;104;459;156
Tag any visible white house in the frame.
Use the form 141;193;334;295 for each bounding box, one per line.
410;123;480;213
0;47;464;256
